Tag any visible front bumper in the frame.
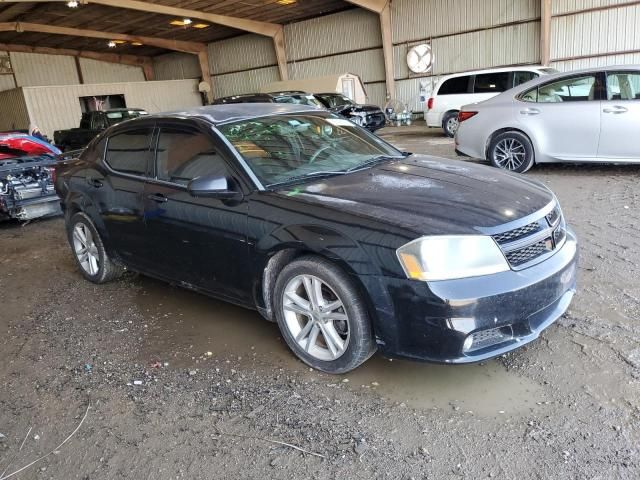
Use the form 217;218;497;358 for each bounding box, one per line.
362;228;578;363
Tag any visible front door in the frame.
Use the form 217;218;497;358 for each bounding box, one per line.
143;123;251;302
96;126;155;269
598;70;640;161
517;73;602;161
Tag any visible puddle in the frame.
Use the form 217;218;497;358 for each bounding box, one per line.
136;277;544;416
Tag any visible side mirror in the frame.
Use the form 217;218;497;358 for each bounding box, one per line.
187;174;242;199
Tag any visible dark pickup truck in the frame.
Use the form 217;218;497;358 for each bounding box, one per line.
54;108;148;151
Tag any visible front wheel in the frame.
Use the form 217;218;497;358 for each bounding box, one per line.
488;131;535;173
67;212;124;283
274;256;376;374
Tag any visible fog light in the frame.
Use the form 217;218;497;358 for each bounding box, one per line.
462;335;474;352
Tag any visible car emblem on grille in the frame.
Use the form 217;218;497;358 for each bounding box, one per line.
545;237;554;250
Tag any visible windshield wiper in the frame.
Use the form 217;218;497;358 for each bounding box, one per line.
345;155;403;173
266;170;347;188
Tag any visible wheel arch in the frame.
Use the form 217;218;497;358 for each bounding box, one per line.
485;127;537;164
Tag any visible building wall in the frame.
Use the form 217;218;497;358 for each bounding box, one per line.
10;52;79;87
0;51;16;92
0;87;29;132
153;52;201;81
21;79;202;138
79;58;145;84
550;2;640;71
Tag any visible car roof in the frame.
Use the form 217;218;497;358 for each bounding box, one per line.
149;103;324;125
437;65;550;81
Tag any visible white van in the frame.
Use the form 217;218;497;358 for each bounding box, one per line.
426;66;558;137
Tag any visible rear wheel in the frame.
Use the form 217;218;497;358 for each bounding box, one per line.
442;111;459;137
274;256;375;374
67;212;124;283
488;131;535;173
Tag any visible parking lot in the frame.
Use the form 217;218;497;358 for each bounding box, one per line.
1;124;639;479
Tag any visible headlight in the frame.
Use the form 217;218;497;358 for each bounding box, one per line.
396;235;510;281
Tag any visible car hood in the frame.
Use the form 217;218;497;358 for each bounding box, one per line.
331;104;382;114
276;155;555;235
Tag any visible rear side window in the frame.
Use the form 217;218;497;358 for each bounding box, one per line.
438;76;471;95
105;128;154;176
155;128;227;185
513;71;539;87
521;75;598;103
474;72;510;93
606;72;640;100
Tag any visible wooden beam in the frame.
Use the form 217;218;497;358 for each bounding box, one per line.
142;61;154;81
0;42;151;68
0;0;282;37
379;2;395;100
273;26;288;81
342;0;387;13
197;49;213;104
0;21;205;53
540;0;552;66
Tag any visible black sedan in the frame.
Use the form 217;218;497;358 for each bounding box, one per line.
314;92;387;131
54;104;578;373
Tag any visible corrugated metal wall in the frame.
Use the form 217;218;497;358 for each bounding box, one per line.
22;79;201;138
392;0;539;43
285;8;381;61
10;52;79;87
0;87;29;132
552;52;640;72
551;3;640;66
0;51;16;92
213;66;280;99
552;0;634;15
153;52;201;80
208;34;276;74
79;58;145;84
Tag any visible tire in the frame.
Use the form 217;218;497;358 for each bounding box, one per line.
442;111;459;137
66;212;124;284
273;256;376;374
488;131;535;173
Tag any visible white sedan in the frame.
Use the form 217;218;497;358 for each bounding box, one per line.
455;65;640;172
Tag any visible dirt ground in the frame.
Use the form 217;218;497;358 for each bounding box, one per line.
1;124;639;479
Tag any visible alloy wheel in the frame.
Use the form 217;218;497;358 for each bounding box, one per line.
493;138;527;171
282;274;350;361
446;117;459;135
72;223;100;276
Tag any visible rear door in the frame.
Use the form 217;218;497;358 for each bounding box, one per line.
143;122;251;301
598;70;640;161
97;124;155;268
516;73;602;161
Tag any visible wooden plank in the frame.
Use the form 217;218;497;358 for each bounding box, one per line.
0;21;205;53
0;0;282;37
342;0;387;13
0;42;151;67
379;2;395;100
197;49;213;103
273;26;288;81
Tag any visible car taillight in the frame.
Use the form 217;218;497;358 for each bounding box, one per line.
427;98;434;110
458;111;478;122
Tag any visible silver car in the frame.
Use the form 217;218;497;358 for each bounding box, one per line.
455;65;640;172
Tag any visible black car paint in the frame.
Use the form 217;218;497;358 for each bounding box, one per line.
314;93;387;132
55;105;578;364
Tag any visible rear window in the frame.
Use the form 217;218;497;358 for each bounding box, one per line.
105;128;154;176
438;76;471;95
474;72;510;93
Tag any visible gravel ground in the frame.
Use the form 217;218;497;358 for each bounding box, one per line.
1;123;639;479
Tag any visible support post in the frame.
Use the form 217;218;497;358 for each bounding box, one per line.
273;26;288;81
540;0;552;66
142;61;154;81
197;49;213;104
380;2;395;100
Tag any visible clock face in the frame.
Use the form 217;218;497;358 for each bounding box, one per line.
406;44;433;74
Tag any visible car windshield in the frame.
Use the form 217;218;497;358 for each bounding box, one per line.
219;113;403;187
317;94;354;108
274;95;324;108
105;110;148;125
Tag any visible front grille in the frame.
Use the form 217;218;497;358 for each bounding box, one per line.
492;204;565;269
493;221;541;244
505;239;552;266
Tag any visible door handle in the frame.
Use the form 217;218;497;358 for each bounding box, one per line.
519;108;540;115
603;105;628;114
86;177;103;188
147;193;168;203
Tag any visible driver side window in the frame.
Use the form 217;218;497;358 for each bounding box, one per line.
155;128;228;186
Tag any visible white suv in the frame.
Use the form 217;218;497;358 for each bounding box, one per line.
427;66;558;137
